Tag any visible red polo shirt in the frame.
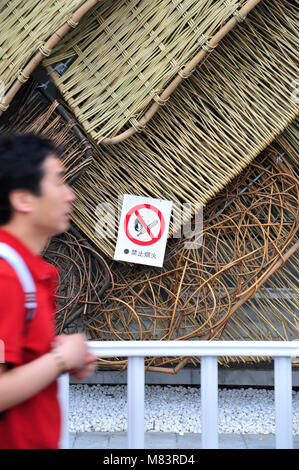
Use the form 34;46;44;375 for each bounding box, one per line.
0;227;61;449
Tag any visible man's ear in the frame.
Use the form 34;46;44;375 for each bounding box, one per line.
9;190;34;215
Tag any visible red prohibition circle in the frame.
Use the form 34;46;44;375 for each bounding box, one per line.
124;203;165;246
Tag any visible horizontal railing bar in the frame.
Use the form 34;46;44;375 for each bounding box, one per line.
59;341;297;450
87;340;299;358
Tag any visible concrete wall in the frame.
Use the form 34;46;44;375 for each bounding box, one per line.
71;364;299;387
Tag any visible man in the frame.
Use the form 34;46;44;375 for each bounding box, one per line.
0;133;97;449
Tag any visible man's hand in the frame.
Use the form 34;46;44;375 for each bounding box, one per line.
69;351;97;381
53;334;97;379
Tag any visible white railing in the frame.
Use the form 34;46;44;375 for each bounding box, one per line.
58;340;299;450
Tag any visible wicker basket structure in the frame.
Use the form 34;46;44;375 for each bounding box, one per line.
0;1;298;370
66;0;299;259
43;0;259;143
43;134;299;369
0;0;100;114
0;84;297;368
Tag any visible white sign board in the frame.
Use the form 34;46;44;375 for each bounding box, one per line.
114;195;172;267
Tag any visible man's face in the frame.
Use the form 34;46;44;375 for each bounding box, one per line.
30;154;76;236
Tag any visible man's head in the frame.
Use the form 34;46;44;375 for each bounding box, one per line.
0;133;75;236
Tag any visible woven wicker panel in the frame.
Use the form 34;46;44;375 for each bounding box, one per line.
222;252;299;344
0;0;99;113
90;149;298;338
69;0;299;259
43;0;252;142
276;120;299;168
43;142;298;369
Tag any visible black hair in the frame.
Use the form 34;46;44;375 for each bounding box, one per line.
0;133;58;225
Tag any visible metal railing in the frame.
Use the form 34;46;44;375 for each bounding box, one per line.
58;340;299;450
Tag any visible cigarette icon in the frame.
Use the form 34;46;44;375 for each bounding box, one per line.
134;218;158;237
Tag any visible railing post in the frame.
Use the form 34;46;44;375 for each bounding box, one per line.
201;356;218;449
127;356;145;449
274;357;293;449
58;372;69;449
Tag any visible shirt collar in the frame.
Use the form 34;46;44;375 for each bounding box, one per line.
0;227;58;282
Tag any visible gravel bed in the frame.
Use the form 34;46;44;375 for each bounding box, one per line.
69;384;299;435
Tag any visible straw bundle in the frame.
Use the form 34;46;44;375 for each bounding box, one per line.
43;0;254;142
0;0;99;114
67;0;298;259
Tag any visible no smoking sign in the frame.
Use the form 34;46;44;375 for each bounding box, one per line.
125;203;165;246
114;195;172;267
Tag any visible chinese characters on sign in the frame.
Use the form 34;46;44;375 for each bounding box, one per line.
124;248;157;259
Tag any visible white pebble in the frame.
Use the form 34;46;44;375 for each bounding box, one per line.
68;385;299;435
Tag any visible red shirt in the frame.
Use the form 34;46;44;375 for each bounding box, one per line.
0;228;61;449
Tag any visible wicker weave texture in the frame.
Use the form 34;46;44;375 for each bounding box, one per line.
0;0;87;100
50;147;298;353
0;88;92;181
70;0;299;258
43;0;249;142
